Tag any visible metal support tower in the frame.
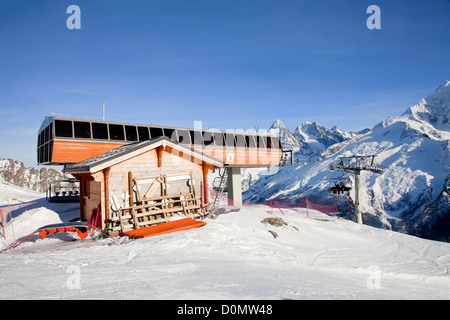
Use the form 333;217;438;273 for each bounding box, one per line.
330;155;384;224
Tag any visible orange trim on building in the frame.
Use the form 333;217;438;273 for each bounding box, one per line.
52;141;125;163
52;141;282;166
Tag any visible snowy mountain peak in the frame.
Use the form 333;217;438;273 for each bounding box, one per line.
248;82;450;242
436;80;450;92
269;119;302;152
268;119;361;159
401;80;450;132
293;121;348;151
269;119;288;131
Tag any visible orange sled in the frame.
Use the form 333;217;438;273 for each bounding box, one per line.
123;217;206;239
38;222;88;240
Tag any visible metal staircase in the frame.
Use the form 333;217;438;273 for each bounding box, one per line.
212;168;228;208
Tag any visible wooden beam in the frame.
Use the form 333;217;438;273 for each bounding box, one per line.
202;162;210;205
128;171;134;207
128;171;138;228
156;146;163;167
103;167;111;229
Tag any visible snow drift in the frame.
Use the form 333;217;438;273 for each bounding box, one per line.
1;195;449;299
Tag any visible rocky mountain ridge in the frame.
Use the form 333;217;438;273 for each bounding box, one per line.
269;119;371;161
0;158;65;193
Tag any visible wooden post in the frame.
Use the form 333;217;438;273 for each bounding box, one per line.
200;181;203;214
103;168;111;229
128;171;138;228
156;146;163;167
190;172;196;198
202;162;209;205
128;171;134;207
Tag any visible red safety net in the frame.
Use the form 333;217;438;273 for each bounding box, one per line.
243;197;339;218
210;188;339;217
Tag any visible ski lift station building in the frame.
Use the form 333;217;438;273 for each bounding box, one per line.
37;116;284;231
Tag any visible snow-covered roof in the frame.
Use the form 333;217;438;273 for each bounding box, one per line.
63;136;224;174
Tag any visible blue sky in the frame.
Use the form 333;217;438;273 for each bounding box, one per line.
0;0;449;167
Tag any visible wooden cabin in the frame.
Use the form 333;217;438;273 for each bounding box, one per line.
63;137;223;233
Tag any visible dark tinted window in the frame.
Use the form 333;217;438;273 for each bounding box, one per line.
256;135;266;148
44;144;48;163
55;120;73;138
150;127;163;138
176;129;190;144
38;146;43;163
213;132;224;147
125;125;137;141
190;130;203;145
138;127;150;141
224;133;235;147
48;141;53;162
203;131;214;146
235;134;246;147
271;137;281;149
246;135;256;148
74;121;91;138
266;137;277;149
49;124;53;140
109;124;124;140
92;122;108;139
44;125;50;142
164;128;175;141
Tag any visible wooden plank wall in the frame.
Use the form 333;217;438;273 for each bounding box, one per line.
84;180;101;222
105;147;206;230
107;148;204;202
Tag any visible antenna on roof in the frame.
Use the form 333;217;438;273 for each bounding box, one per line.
102;102;105;121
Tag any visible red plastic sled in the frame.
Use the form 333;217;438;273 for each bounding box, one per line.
38;222;88;240
123;217;206;239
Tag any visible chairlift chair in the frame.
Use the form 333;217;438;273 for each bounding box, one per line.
329;176;352;195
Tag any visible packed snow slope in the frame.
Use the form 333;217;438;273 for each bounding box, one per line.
0;180;43;206
246;81;450;242
0;186;449;300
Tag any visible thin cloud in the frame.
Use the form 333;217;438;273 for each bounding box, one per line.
49;87;100;96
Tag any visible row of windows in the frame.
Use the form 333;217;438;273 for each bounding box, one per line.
38;141;53;164
38;119;281;149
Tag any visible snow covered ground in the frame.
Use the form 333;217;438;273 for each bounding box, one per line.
0;180;44;206
1;184;449;300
